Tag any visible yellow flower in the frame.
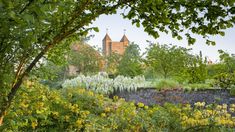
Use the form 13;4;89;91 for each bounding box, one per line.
68;93;73;97
101;113;106;117
225;113;231;118
229;108;235;112
137;102;144;108
65;115;70;122
216;105;222;110
199;119;209;125
78;89;85;94
222;104;227;109
148;110;154;114
194;102;205;107
85;110;90;115
31;120;38;129
36;102;44;109
88;91;94;96
76;119;83;126
204;110;213;117
113;96;119;101
182;115;188;121
185;118;197;126
230;104;235;108
20;102;29;108
194;111;202;119
130;102;135;106
105;107;111;113
52;111;59;118
144;106;149;109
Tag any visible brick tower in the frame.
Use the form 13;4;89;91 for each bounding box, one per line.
102;33;129;56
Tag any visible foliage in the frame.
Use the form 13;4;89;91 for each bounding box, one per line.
1;0;235;125
62;72;148;94
186;51;208;83
218;50;235;73
125;0;235;45
1;81;235;131
0;0;129;120
146;44;208;83
117;43;143;77
154;79;182;90
213;72;235;89
178;103;235;131
230;85;235;96
146;43;190;79
207;63;227;79
105;52;122;76
68;43;103;75
183;83;212;91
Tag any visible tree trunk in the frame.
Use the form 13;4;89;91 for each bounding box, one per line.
0;46;48;126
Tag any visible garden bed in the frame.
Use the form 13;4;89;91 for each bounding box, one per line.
111;88;235;106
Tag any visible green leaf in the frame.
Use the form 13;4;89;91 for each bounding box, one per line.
93;27;99;32
136;22;140;28
219;31;225;36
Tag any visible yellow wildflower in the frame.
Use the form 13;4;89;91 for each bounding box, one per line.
144;106;149;109
105;107;111;113
229;108;235;112
225;113;231;118
88;91;94;96
101;113;106;117
194;111;202;119
76;119;83;127
230;104;235;108
130;102;135;106
222;104;227;109
181;115;188;121
65;115;70;122
31;120;38;129
194;102;205;107
52;111;59;118
216;105;222;110
113;96;119;101
137;102;145;108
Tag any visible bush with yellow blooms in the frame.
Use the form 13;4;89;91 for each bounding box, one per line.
0;81;235;131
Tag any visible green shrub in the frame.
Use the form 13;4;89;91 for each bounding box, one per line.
154;79;182;90
213;73;235;89
1;80;235;131
230;85;235;96
183;83;212;90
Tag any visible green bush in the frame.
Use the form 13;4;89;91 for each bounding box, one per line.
154;79;182;90
1;80;235;131
183;83;212;90
230;85;235;96
213;73;235;89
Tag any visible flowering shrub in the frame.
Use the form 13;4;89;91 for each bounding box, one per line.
213;73;235;89
1;81;235;131
62;72;149;94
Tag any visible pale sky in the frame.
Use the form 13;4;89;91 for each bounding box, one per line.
88;10;235;62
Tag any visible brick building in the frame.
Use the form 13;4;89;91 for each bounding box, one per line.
102;33;129;56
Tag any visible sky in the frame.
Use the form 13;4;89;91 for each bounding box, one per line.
88;10;235;62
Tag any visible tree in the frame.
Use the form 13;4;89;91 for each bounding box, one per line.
68;43;103;76
146;43;190;79
207;63;227;78
218;50;235;73
105;52;122;76
186;51;208;83
0;0;235;125
117;43;143;77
